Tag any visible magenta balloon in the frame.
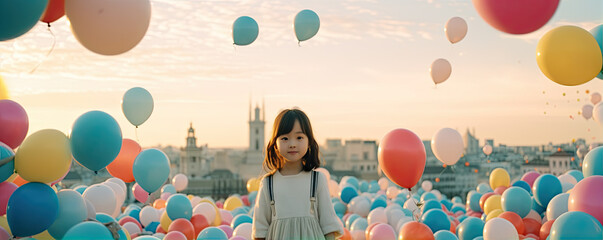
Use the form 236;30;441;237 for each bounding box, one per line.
568;176;603;225
0;182;18;215
521;171;540;188
0;100;29;149
472;0;559;34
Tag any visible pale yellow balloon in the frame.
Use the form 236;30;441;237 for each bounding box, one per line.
246;178;260;193
199;198;221;226
33;230;55;240
160;210;172;232
489;168;510;189
484;195;502;215
0;75;8;100
224;196;243;211
485;209;503;222
15;129;72;183
0;215;10;236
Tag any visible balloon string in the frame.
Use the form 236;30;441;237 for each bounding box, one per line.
298;41;301;47
233;43;237;52
135;126;140;143
29;24;56;74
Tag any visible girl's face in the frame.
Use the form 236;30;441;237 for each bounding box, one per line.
276;120;309;164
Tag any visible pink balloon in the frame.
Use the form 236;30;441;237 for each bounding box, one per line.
521;171;540;188
472;0;559;34
161;192;172;200
0;182;17;215
0;227;9;240
119;216;142;231
369;223;396;240
132;182;149;203
217;224;233;238
230;237;247;240
494;186;508;195
568;176;603;225
219;209;233;224
164;231;187;240
215;201;223;209
0;100;29;149
241;195;249;206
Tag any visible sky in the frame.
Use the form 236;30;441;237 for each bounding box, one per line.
1;0;602;149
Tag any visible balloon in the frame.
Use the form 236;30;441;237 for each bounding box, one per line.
593;103;603;126
172;173;189;192
536;25;602;86
65;0;151;55
40;0;65;24
511;180;531;194
471;0;559;34
566;169;584;182
421;209;451;233
0;75;7;100
232;16;259;46
197;227;228;240
592;92;602;105
482;145;492;156
398;221;434;240
160;211;172;232
166;194;192;220
549;211;603;239
434;230;457;240
190;214;210;237
483;195;501;215
0;182;17;216
71;111;122;172
7;183;59;237
477;183;492;194
430;58;452;85
540;220;555;240
164;231;187;240
133;148;170;193
232;222;252;240
340;186;359;204
457;217;483;240
369;223;396;240
532;174;562;208
483;218;519;240
223;196;243;211
445;17;468;44
14;129;71;183
64;221;114;239
294;9;320;42
0;100;29;149
489;168;510;189
590;25;603;79
83;184;117;216
522;218;541;236
0;142;14;182
582;104;594;120
467;192;483;212
47;190;87;239
431;128;463;165
0;0;49;41
133;182;149;203
231;214;252;230
168;218;195;240
140;206;159;227
583;146;603;177
162;184;177;194
501;187;531;218
520;171;540;188
498;211;525;235
378;129;426;189
106;139;141;182
122;87;154;127
546;193;569;221
568;175;603;225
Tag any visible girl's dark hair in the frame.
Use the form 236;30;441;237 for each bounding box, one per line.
264;108;320;173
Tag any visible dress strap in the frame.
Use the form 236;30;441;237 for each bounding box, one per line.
268;174;275;216
310;170;318;218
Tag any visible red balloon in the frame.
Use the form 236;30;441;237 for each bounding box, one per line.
0;100;29;149
399;221;434;240
498;211;525;235
472;0;559;34
156;224;167;234
241;195;249;206
540;220;555;240
107;139;141;183
378;129;426;189
168;219;195;240
190;214;210;237
522;218;541;236
568;176;603;225
40;0;65;24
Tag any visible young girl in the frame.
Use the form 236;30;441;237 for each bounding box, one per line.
252;109;343;240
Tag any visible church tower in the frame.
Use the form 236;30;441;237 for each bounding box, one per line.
248;100;265;153
186;123;197;148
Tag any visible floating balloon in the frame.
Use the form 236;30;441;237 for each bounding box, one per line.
133;148;171;193
232;16;259;46
532;174;562;208
246;177;260;193
583;104;594;120
568;176;603;225
594;103;603;126
0;0;49;41
7;183;59;237
483;145;493;156
431;128;463;165
501;187;531;218
536;25;602;86
430;58;452;85
71;111;122;172
472;0;559;34
83;184;117;217
445;17;468;44
483;218;519;240
591;92;602;105
65;0;151;55
166;194;192;220
122;87;154;127
294;9;320;42
15;129;71;183
378;129;426;189
40;0;65;24
172;173;189;192
0;100;29;149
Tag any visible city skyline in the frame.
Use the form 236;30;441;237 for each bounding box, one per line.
1;0;602;148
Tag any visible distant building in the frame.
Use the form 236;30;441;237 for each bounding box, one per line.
519;150;575;176
464;128;480;156
421;165;478;200
322;139;379;180
179;123;211;180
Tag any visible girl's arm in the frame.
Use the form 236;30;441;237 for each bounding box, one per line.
252;177;272;239
316;172;345;238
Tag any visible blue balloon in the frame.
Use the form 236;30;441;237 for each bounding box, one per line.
122;87;154;127
47;190;88;239
583;146;603;177
231;214;252;230
566;170;584;182
0;0;48;41
434;230;459;240
450;205;466;214
401;208;413;217
396;192;408;202
418;188;426;196
345;214;360;229
501;187;531;218
95;213;129;239
476;183;492;194
63;221;113;240
472;237;483;240
339;186;358;204
441;199;453;211
145;221;160;233
248;191;258;206
549;211;603;239
392;198;405;208
333;201;347;215
231;207;247;217
133;148;170;193
71;111;122;172
161;184;176;194
128;208;141;222
451;196;463;204
532;174;562;208
421;192;438;202
532;197;546;214
457;215;468;223
359;180;369;192
512;180;532;194
72;185;87;195
467;192;482;212
590;24;603;79
546;193;570;221
294;9;320;42
368;181;380;193
421;209;451;233
166;194;192;220
344;176;360;190
0;143;14;182
232;16;259;46
7;183;59;237
371;197;387;210
422;199;443;214
198;227;228;240
350;217;368;232
457;217;484;240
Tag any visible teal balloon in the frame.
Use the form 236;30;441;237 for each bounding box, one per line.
48;190;87;239
95;213;129;239
421;192;438;202
0;0;48;41
133;148;170;193
456;217;484;240
249;191;258;206
333;201;346;215
566;170;584;182
345;214;360;229
370;197;387;210
145;221;159;233
162;184;177;194
422;199;442;214
532;174;562;208
477;183;492;194
359;180;369;192
7;183;59;237
166;194;192;220
71;111;122;172
197;226;228;240
511;180;532;194
232;16;259;46
549;211;603;240
501;187;531;218
63;221;113;240
339;186;358;204
421;209;451;233
467;192;482;212
231;214;252;230
350;217;368;232
582;146;603;177
122;87;154;127
294;9;320;42
434;230;459;240
590;24;603;79
0;143;14;182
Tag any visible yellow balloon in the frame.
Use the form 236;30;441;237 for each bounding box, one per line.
536;25;603;86
483;195;502;215
0;75;8;100
199;198;221;226
33;230;55;240
122;226;131;240
224;196;243;211
15;129;72;183
485;209;503;222
0;215;10;236
160;210;172;232
489;168;510;189
246;177;260;193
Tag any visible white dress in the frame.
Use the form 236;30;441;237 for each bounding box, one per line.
252;170;344;240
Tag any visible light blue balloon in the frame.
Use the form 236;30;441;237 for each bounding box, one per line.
421;209;451;233
294;9;320;42
48;190;88;239
512;180;532;194
350;217;368;232
590;24;603;79
501;187;531;218
344;176;360;190
231;214;252;230
71;111;122;172
546;193;569;220
421;192;438;202
368;180;380;193
566;170;584;182
232;16;259;46
248;191;258;206
359;180;369;192
476;183;492;194
197;226;228;240
345;214;360;229
400;208;413;217
422;199;442;214
450;205;466;214
122;87;154;127
467;192;482;212
7;183;59;237
333;201;346;215
134;237;160;240
0;144;14;182
417;188;425;196
531;197;546;214
532;174;562;208
370;197;387;210
72;185;87;195
441;199;453;211
456;217;484;240
451;196;463;204
162;184;177;194
434;230;459;240
63;222;113;240
549;211;603;240
166;194;192;220
0;0;48;41
145;221;160;233
133;148;170;193
583;146;603;177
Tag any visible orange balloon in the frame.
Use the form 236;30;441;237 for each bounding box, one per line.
498;211;525;235
399;221;435;240
168;218;195;240
522;218;541;236
12;174;29;187
40;0;65;24
190;214;210;237
340;228;352;240
106;139;141;183
378;129;426;189
154;199;166;209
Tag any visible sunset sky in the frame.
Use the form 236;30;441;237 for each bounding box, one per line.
1;0;602;148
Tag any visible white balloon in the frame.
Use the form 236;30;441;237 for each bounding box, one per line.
139;206;159;227
445;17;468;44
85;199;96;220
395;216;414;235
525;210;542;223
430;58;452;85
172;173;189;192
591;92;601;105
123;221;141;235
191;196;202;207
103;182;125;216
592;102;603;126
386;208;405;227
233;222;252;240
105;177;127;196
431;128;464;165
483;218;519;240
193;202;217;223
577;145;589;159
421;181;433;192
558;174;577;185
315;167;331;182
386;186;400;199
83;184;117;217
483;145;493;155
378;177;389;191
351;230;365;240
403;199;420;218
431;190;442;201
349;196;371;217
582;104;594;120
367;207;388;225
546;193;569;221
